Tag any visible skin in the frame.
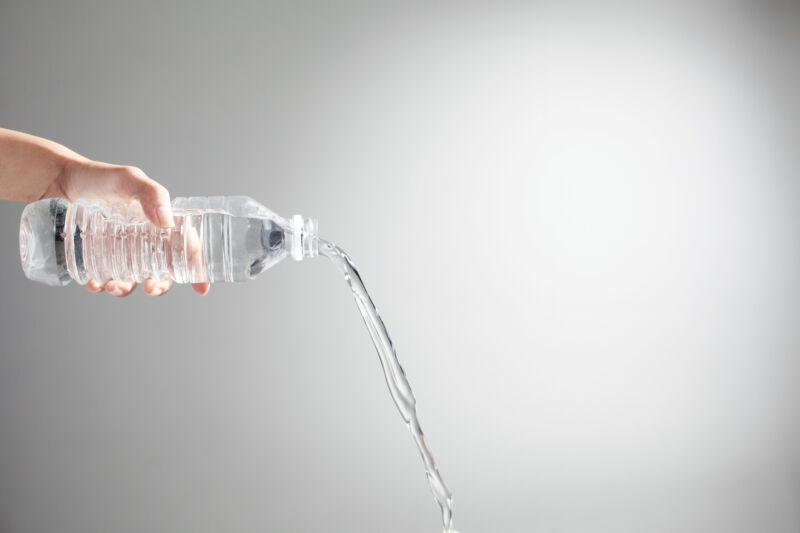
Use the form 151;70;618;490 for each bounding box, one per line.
0;127;210;297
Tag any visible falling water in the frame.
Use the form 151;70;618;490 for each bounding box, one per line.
319;239;457;533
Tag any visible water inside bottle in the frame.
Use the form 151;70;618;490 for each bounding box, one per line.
56;197;296;285
168;210;287;283
319;239;458;533
169;196;293;284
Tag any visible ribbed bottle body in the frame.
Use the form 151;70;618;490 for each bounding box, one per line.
63;200;209;284
60;197;297;285
20;196;317;287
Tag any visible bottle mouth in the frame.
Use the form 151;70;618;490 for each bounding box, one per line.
290;215;318;261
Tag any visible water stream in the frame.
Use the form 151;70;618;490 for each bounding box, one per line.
319;239;457;533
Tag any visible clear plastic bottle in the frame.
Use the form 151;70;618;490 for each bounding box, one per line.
19;196;318;287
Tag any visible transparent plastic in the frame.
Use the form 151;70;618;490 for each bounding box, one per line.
19;196;317;286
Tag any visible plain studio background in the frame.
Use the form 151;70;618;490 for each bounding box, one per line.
1;1;799;532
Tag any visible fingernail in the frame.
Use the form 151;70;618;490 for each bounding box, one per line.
150;288;163;297
156;205;174;228
110;288;123;297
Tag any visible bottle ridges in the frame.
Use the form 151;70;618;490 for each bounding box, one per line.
64;201;176;284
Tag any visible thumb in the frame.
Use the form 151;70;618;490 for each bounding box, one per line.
111;166;174;228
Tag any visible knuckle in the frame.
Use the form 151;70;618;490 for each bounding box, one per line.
113;166;170;203
154;183;170;199
119;165;147;182
127;165;145;177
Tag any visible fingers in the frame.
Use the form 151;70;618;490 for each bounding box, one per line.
184;219;209;296
143;278;172;297
192;282;210;296
84;277;204;297
104;279;137;297
88;279;138;298
84;278;166;297
86;279;105;293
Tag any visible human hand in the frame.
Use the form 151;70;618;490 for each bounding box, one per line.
57;160;211;297
0;127;210;297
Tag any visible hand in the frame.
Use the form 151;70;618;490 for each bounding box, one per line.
57;160;211;297
0;127;210;297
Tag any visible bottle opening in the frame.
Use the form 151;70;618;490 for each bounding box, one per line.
290;215;318;261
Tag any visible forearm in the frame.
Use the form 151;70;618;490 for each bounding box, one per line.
0;127;87;202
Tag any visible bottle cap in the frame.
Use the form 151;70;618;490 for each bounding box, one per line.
290;214;318;261
19;198;72;286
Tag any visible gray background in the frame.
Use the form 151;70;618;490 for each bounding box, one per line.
1;1;799;532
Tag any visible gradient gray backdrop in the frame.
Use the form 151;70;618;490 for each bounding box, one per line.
1;1;799;532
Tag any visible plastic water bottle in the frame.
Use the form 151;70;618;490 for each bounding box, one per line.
19;196;318;287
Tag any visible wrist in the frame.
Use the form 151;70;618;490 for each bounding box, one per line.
0;128;89;203
42;148;91;201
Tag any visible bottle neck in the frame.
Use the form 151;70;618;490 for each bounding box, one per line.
289;215;318;261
